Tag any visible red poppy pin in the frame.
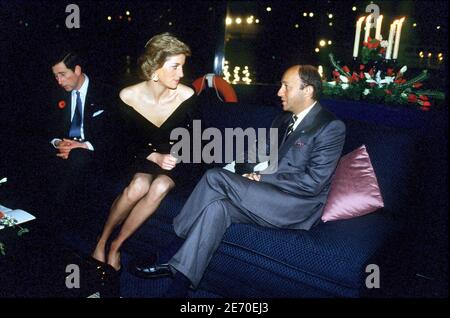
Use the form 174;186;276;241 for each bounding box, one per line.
58;100;66;109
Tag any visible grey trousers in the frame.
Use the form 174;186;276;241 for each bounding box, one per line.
168;168;274;288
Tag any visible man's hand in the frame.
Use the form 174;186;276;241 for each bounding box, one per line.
56;138;88;159
148;153;178;170
242;172;261;181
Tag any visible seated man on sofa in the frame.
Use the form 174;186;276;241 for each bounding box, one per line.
42;51;121;222
132;65;346;297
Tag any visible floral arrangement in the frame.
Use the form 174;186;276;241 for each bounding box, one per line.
323;37;445;110
0;212;30;256
0;178;29;256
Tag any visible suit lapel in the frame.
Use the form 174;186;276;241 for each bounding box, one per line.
61;92;72;135
278;103;324;159
82;82;94;137
277;113;292;146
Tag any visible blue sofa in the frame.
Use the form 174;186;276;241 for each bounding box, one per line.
64;97;445;298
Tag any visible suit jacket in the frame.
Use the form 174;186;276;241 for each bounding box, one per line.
49;80;120;162
240;103;346;230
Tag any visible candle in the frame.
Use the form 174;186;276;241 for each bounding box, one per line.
392;17;405;60
385;20;398;60
364;14;373;42
353;16;366;58
375;15;383;40
318;65;323;78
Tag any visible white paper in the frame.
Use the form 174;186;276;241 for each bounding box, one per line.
0;204;13;213
0;205;36;230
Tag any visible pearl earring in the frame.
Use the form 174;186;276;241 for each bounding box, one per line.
152;73;159;82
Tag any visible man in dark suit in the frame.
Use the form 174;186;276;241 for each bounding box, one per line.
44;52;119;221
133;65;346;297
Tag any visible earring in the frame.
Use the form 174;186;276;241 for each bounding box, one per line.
151;73;159;82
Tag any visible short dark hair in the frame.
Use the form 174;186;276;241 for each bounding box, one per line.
52;51;83;71
298;65;322;100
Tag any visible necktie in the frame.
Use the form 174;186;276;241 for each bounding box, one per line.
285;114;298;137
69;91;82;139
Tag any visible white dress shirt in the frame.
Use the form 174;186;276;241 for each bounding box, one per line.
51;75;93;150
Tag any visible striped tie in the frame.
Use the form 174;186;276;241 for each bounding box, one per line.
286;114;298;137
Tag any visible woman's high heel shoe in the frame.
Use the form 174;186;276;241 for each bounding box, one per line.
97;263;122;298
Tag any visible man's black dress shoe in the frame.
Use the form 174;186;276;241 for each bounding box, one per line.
132;263;173;279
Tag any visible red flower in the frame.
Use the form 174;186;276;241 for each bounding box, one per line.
386;68;394;76
385;89;392;95
394;79;407;84
0;211;5;219
332;70;340;82
408;94;417;103
351;72;359;82
369;82;376;87
359;64;365;71
422;101;431;107
413;82;423;89
368;68;375;76
367;40;380;49
342;66;350;73
419;95;429;101
58;100;66;109
359;71;365;79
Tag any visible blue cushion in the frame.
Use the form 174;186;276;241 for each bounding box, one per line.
202;211;393;297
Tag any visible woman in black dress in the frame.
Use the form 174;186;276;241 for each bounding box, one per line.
91;33;198;271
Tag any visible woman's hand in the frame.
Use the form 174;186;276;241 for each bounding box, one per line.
148;153;178;170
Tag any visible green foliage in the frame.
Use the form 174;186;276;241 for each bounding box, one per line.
0;214;30;256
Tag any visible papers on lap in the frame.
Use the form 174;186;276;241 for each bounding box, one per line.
0;204;36;230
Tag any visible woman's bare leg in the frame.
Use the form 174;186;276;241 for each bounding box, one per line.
107;175;175;270
91;173;153;263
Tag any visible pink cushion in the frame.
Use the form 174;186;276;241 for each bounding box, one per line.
322;145;384;222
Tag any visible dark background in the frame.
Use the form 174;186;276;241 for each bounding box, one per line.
0;0;448;234
0;0;448;298
1;1;448;199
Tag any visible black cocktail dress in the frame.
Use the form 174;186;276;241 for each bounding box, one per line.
119;94;200;184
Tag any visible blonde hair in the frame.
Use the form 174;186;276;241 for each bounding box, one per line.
138;33;191;80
